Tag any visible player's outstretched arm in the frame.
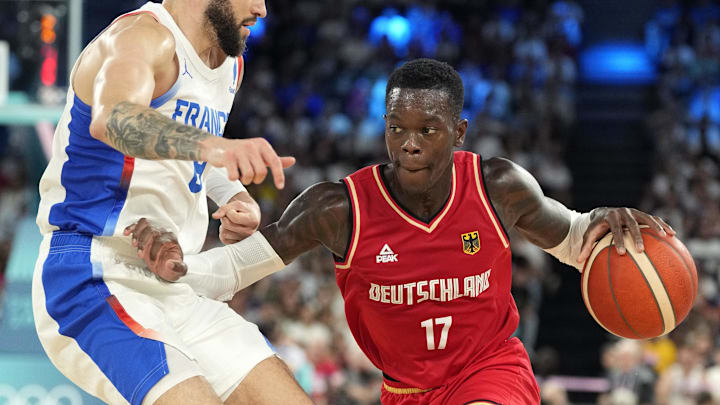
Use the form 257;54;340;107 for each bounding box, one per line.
195;180;350;297
261;181;351;263
124;181;350;298
482;157;674;269
85;15;293;188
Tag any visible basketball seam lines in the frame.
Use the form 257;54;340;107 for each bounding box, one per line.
582;234;613;332
644;233;696;298
639;249;678;327
624;248;667;336
607;238;643;339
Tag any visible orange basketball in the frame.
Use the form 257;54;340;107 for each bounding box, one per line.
581;227;697;339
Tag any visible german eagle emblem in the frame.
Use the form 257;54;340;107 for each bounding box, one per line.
461;231;481;255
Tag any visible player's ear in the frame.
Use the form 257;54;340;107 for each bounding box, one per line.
454;119;468;147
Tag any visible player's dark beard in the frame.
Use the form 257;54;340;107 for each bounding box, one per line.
204;0;245;57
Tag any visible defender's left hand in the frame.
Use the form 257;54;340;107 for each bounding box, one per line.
212;198;261;244
577;207;676;264
123;218;187;281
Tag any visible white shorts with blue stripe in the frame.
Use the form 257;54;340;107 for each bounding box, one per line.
32;231;275;404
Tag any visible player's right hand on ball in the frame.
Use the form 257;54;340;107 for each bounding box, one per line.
123;218;187;282
203;137;295;189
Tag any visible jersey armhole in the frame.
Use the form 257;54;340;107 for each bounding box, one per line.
331;179;353;262
114;10;159;23
334;178;360;269
70;10;166;104
473;154;510;248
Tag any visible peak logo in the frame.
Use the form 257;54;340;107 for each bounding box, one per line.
376;244;398;263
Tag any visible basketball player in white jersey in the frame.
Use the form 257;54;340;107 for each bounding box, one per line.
33;0;314;404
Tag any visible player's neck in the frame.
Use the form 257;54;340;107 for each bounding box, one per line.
163;1;227;69
383;165;453;223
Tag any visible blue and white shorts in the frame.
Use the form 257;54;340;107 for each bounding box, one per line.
32;232;275;405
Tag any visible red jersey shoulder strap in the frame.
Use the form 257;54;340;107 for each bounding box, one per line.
467;151;510;248
335;166;375;269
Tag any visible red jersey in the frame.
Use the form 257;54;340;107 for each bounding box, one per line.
335;151;520;389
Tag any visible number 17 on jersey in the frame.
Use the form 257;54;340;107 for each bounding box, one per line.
420;316;453;350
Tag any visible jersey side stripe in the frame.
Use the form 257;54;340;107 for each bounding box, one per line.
48;96;129;235
101;156;135;236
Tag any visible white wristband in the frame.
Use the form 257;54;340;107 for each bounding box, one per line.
543;209;592;272
206;166;247;205
180;232;285;300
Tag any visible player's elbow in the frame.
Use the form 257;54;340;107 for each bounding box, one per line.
89;103;120;144
89;117;108;142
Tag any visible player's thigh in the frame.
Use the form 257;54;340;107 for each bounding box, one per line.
152;376;222;405
142;345;216;405
169;296;283;401
451;365;539;405
224;356;313;405
448;338;540;405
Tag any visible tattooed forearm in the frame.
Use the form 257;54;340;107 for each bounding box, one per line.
106;101;210;160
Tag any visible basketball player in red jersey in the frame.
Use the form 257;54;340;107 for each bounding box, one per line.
127;58;675;404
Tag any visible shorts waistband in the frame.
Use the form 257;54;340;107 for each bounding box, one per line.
48;231;93;252
382;377;436;395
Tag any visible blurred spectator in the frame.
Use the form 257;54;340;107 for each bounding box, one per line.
704;347;720;402
601;388;639;405
604;340;656;405
540;379;568;405
655;344;706;405
643;335;678;375
695;391;716;405
0;152;34;277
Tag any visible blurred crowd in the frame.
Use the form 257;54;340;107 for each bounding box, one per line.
0;131;34;295
540;1;720;404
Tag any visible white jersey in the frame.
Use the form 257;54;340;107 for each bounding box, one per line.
36;2;242;255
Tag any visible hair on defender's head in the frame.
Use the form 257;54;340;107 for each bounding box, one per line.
386;58;464;119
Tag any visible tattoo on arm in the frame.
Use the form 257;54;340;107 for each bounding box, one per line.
106;101;210;160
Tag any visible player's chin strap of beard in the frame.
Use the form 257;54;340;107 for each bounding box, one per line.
180;232;285;301
542;209;592;272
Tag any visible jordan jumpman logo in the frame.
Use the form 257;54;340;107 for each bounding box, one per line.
182;60;192;79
